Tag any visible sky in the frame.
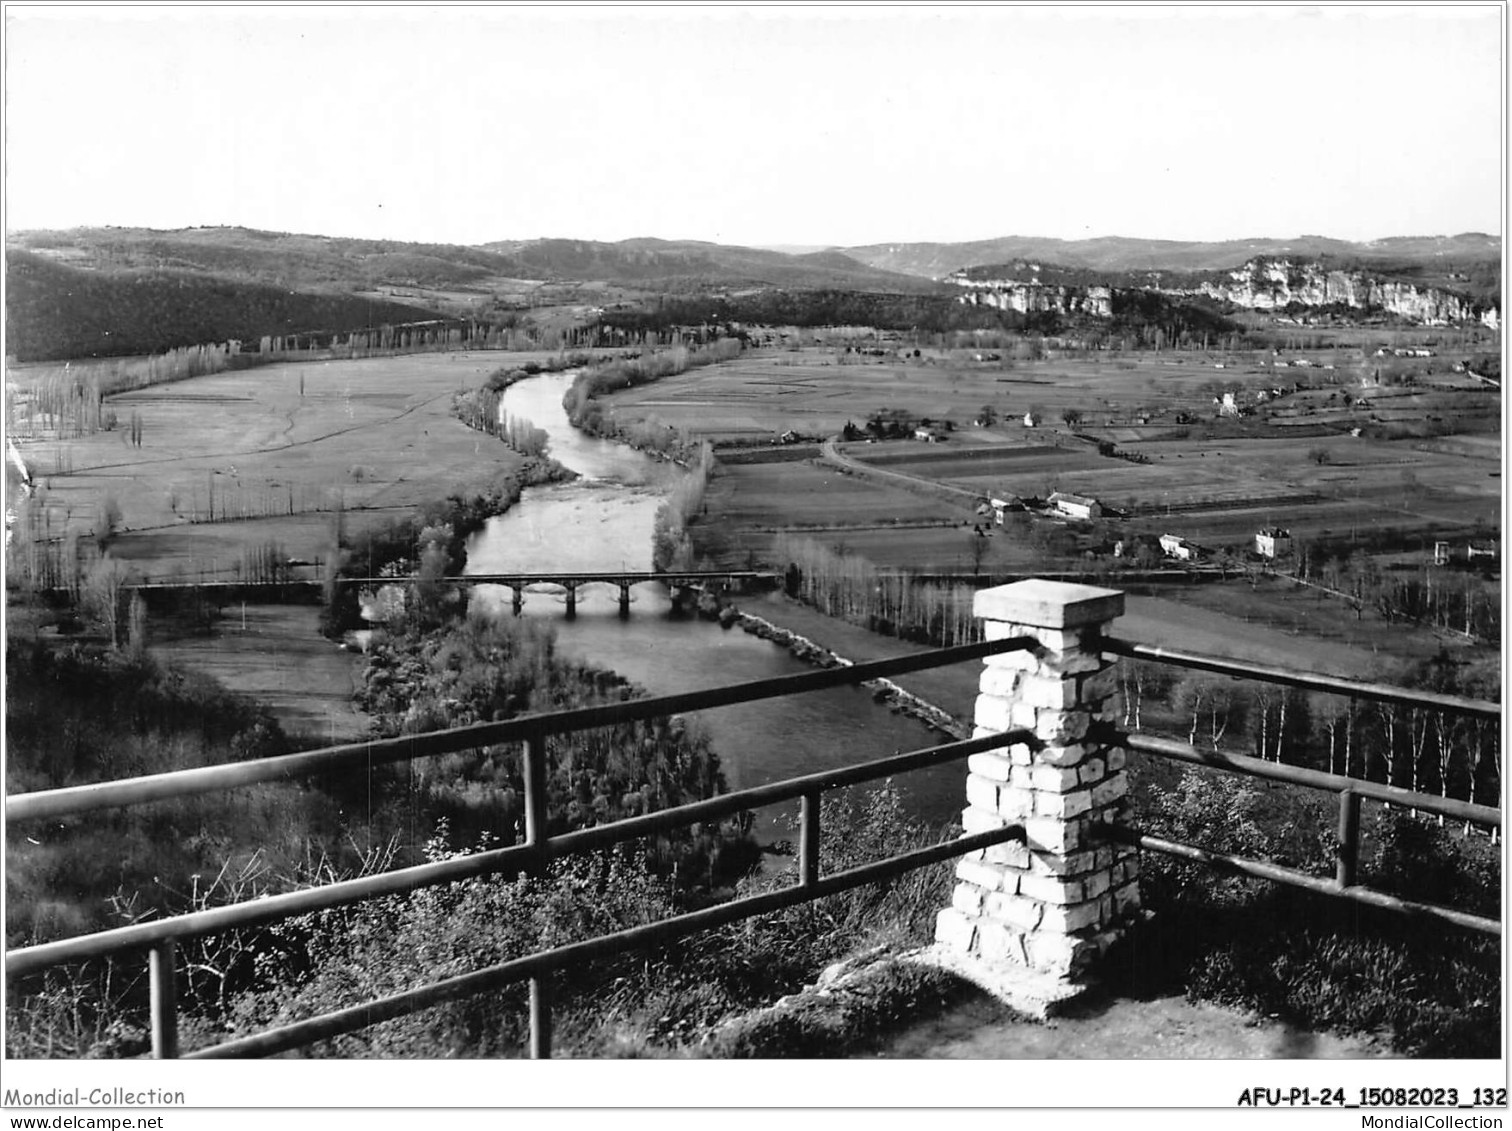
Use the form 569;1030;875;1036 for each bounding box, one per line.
3;5;1504;249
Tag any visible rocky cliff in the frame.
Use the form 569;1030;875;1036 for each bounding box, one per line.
1187;258;1498;327
952;277;1113;317
949;256;1500;328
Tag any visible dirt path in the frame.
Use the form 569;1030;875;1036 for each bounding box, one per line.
872;989;1394;1059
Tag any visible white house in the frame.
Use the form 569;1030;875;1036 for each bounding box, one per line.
1048;492;1102;520
989;495;1025;524
1254;528;1293;559
1159;533;1200;561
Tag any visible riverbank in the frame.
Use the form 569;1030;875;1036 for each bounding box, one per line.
729;590;977;738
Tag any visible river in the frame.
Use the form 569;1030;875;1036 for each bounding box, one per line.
464;372;963;835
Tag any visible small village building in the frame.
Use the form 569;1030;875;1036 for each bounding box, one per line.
913;427;947;443
1048;492;1102;520
989;494;1026;524
1022;412;1038;428
1254;527;1293;559
1158;533;1198;561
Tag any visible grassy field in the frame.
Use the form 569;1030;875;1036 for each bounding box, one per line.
10;351;574;579
148;603;373;745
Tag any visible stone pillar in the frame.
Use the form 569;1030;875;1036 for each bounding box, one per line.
563;583;577;620
618;582;632;618
935;579;1140;992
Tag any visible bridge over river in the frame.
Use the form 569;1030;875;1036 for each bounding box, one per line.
456;569;776;616
86;570;779;619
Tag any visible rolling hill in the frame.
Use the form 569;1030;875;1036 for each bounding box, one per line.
842;233;1502;279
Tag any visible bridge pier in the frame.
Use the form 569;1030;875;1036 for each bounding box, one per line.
563;583;577;620
510;586;524;617
617;582;632;619
934;578;1140;1012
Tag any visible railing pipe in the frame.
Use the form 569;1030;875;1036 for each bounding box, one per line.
1103;637;1500;720
7;730;1027;979
1123;733;1500;829
799;791;821;888
187;823;1028;1059
1336;790;1361;890
8;637;1037;824
1096;825;1500;936
529;976;552;1060
522;728;548;873
148;941;179;1060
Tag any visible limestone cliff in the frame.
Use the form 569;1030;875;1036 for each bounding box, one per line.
953;278;1113;317
1186;258;1497;326
949;256;1499;328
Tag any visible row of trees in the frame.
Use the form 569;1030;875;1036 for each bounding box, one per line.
562;339;742;458
651;443;713;573
1292;546;1501;641
775;535;982;648
772;535;1499;805
1121;658;1500;808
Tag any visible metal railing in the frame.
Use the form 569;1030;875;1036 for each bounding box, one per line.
5;635;1037;1059
5;627;1503;1059
1098;634;1502;937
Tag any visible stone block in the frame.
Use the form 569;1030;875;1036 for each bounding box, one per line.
1025;932;1100;979
1018;673;1080;710
1039;899;1106;934
1028;763;1082;792
1034;787;1093;819
1106;747;1127;771
997;785;1035;820
1016;873;1084;905
983;891;1043;932
1027;848;1098;877
1023;816;1080;855
1040;649;1107;676
967;751;1014;783
1009;742;1036;765
974;693;1013;734
974;579;1124;631
979;666;1023;698
1091;775;1129;806
935;907;978;952
952;883;987;916
983;839;1032;868
1081;870;1112;899
1034;708;1091;744
1113;882;1142;916
1079;667;1120;701
961;805;1011;836
1077;757;1106;786
1037;743;1089;768
975;919;1031;966
955;858;1008;893
966;774;1001;813
982;643;1040;672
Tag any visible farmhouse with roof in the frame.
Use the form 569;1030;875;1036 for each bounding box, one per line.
1159;533;1202;562
1254;528;1293;558
1048;492;1102;520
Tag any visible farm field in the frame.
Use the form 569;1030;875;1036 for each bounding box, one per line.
149;603;372;745
840;418;1499;549
9;351;561;580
